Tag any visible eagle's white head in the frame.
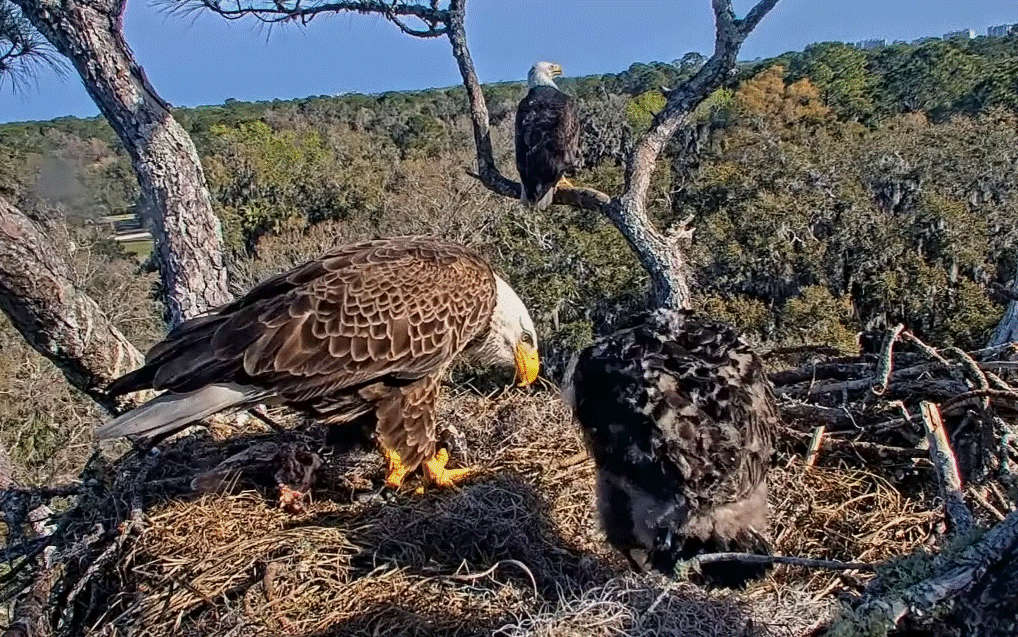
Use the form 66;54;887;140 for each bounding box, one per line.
467;275;540;386
528;61;563;89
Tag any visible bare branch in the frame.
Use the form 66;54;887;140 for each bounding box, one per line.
160;0;447;34
689;551;876;573
160;0;777;311
627;0;780;195
902;330;952;365
453;0;777;309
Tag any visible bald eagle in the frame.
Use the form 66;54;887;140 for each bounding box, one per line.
98;236;540;491
562;308;777;589
515;61;581;210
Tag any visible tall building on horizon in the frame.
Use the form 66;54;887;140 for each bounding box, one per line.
944;28;976;40
987;24;1015;38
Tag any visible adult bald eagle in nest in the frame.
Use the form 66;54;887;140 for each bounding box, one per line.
98;236;540;491
514;61;581;210
562;308;778;589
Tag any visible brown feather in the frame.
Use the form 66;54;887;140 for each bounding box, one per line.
104;236;499;475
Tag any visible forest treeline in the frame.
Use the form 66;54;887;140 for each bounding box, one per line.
2;32;1017;377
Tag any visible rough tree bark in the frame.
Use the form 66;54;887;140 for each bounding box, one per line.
168;0;777;311
10;0;232;328
0;197;144;413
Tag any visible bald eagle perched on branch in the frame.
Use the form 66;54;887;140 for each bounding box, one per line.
514;61;581;210
562;309;778;589
98;236;540;491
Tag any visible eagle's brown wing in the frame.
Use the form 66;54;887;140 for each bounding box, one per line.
102;237;497;460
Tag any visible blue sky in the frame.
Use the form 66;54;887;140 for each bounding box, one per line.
1;0;1015;123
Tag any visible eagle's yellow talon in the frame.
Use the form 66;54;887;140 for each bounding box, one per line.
382;447;411;490
422;447;475;489
557;176;575;189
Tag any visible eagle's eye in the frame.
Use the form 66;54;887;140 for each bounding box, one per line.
521;332;534;346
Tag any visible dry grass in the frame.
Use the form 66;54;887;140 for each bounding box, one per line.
5;384;951;637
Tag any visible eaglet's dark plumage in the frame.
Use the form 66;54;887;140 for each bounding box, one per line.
563;308;778;589
98;236;540;491
515;61;581;210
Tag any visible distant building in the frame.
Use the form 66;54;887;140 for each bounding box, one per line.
892;39;907;45
854;38;886;50
944;28;975;40
987;24;1015;38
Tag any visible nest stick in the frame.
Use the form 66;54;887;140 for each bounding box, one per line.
919;401;974;535
2;564;60;637
247;408;287;433
871;324;904;395
946;347;992;411
901;331;950;365
804;425;826;468
688;552;876;572
940;388;1018;413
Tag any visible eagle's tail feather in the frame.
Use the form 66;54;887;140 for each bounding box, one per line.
97;383;258;441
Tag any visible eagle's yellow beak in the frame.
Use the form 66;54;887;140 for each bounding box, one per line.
513;341;540;387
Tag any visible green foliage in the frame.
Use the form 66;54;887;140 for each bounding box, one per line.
391;112;448;158
790;42;876;120
777;286;858;352
693;293;772;339
962;57;1018;114
683;65;1013;349
871;40;985;119
625;90;666;131
691;87;735;122
203;120;390;252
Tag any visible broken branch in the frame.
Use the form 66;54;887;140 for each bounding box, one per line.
920;401;974;535
871;324;904;395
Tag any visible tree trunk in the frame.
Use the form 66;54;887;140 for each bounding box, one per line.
0;197;144;413
990;280;1018;346
11;0;232;328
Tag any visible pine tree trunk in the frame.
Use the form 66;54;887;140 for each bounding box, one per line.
0;197;143;413
11;0;232;328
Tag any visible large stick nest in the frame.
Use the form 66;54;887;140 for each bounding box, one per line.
2;332;1017;636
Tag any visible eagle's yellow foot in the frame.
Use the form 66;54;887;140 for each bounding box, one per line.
557;176;575;189
382;447;411;490
421;448;474;489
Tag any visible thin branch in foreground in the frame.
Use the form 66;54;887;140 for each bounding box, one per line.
688;552;876;572
920;401;975;536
